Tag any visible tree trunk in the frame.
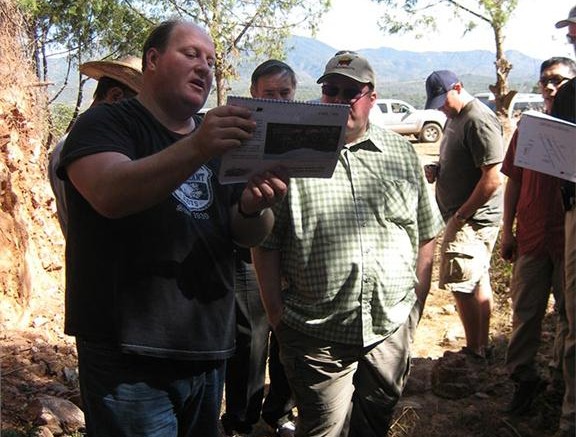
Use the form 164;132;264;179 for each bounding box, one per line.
489;25;515;144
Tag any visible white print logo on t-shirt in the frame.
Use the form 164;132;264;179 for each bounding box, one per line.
172;166;213;212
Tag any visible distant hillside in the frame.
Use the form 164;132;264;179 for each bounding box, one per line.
48;35;545;109
236;36;543;108
284;36;542;85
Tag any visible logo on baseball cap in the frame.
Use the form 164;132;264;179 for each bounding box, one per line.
425;70;460;110
317;51;376;87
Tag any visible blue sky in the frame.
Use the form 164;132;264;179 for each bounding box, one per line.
296;0;574;60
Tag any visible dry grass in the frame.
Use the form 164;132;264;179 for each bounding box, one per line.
386;232;562;437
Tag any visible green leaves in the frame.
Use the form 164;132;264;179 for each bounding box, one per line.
371;0;518;131
145;0;331;104
17;0;331;107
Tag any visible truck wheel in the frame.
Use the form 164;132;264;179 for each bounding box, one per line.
419;123;442;143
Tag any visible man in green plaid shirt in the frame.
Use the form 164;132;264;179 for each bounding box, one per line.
252;51;444;437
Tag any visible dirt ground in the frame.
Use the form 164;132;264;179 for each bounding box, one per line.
0;141;566;436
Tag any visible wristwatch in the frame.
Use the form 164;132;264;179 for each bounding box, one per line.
237;201;264;219
454;211;468;224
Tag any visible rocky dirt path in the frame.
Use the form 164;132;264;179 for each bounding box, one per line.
0;141;565;437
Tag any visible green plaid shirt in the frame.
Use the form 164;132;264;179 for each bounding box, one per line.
262;125;444;346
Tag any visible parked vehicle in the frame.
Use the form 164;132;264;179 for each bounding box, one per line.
474;92;545;119
370;99;447;143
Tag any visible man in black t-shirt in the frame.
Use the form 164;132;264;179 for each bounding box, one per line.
551;6;576;437
57;20;289;437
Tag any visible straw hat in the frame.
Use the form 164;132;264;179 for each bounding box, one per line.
79;55;143;94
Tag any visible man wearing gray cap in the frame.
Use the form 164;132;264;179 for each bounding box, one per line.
424;70;504;361
252;51;443;437
556;4;576;37
552;4;576;122
551;6;576;437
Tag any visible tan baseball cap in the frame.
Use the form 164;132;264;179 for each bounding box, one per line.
79;55;143;94
317;51;376;87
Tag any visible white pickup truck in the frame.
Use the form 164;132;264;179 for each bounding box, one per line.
370;99;447;143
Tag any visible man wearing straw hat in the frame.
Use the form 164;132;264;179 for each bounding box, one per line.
48;55;143;236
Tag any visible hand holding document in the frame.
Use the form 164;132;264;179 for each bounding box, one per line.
219;96;349;184
515;110;576;182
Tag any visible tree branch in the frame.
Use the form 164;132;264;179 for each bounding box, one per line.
443;0;490;24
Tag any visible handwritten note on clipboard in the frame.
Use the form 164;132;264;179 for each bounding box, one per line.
514;110;576;182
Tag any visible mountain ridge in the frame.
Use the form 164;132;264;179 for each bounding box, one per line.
238;36;544;107
49;35;545;108
283;35;543;85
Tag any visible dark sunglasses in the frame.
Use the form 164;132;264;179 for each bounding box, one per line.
567;34;576;44
321;84;369;101
539;75;571;87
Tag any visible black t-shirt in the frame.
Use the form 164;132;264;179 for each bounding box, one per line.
551;77;575;123
58;99;241;360
551;77;575;210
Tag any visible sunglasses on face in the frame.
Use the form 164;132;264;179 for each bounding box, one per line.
567;34;576;44
539;75;571;87
321;84;369;101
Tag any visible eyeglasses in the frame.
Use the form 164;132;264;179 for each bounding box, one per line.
539;75;571;87
567;34;576;44
321;84;371;103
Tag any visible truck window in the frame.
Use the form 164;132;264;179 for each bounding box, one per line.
391;103;408;113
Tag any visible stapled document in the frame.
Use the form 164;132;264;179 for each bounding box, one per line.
218;96;349;184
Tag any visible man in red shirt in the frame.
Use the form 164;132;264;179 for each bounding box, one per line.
500;56;576;415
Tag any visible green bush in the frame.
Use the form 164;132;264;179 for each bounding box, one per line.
50;103;75;140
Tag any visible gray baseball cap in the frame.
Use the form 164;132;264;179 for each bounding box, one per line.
556;5;576;28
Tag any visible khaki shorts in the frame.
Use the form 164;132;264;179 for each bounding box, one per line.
438;222;499;293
